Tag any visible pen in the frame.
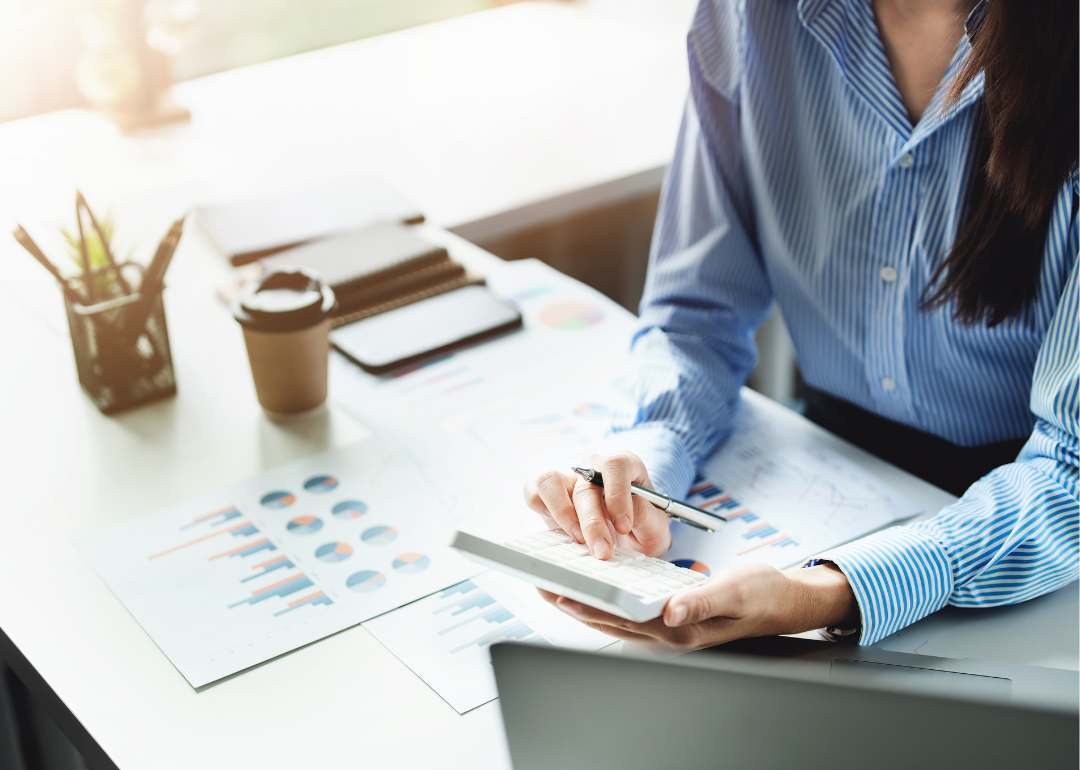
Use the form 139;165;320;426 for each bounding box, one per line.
12;225;87;305
571;466;727;533
120;217;184;342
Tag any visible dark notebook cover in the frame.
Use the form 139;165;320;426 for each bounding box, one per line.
261;222;450;295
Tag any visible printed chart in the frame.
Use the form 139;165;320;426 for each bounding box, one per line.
364;571;611;713
465;397;614;477
77;438;480;688
666;393;921;572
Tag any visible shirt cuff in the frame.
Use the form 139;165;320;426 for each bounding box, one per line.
598;423;696;499
806;526;954;646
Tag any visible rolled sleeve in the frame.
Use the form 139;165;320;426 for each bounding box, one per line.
810;527;954;645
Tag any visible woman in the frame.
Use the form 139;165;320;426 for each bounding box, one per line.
523;0;1078;649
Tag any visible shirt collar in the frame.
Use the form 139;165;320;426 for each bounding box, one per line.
797;0;985;143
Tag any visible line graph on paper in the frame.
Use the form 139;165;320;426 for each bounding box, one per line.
665;432;921;572
728;440;918;532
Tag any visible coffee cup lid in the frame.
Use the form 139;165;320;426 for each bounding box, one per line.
232;267;336;331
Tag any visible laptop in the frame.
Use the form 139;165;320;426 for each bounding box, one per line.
491;640;1079;770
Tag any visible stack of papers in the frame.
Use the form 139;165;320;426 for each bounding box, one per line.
77;438;478;688
79;258;922;709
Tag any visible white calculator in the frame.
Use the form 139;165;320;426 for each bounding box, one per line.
450;529;708;622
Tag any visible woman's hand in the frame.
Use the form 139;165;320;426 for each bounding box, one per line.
538;562;859;650
522;452;672;559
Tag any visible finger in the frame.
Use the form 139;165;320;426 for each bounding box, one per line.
571;474;614;558
625;495;673;555
600;453;644;536
578;620;666;646
553;595;648;630
553;597;693;647
664;577;737;627
533;470;584;542
536;588;562;605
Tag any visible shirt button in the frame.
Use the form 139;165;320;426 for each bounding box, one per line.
897;153;914;169
881;377;897;391
880;265;898;283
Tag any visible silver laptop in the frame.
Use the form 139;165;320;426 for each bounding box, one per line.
491;639;1079;770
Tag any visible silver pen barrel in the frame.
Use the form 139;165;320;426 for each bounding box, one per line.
630;483;725;533
628;484;672;510
665;499;726;533
571;468;726;535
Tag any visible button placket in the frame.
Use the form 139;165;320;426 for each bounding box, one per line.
866;150;919;421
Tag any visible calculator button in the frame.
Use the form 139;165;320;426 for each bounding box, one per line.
643;557;674;570
604;552;634;565
634;561;667;574
549;544;586;559
620;564;654;579
637;580;676;596
504;538;537;552
612;547;645;562
565;557;603;574
586;558;620;570
652;574;687;589
534;530;573;545
604;570;642;587
535;549;575;564
665;572;698;586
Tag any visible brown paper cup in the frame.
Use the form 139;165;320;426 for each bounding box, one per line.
241;319;330;414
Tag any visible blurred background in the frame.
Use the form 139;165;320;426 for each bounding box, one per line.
0;0;516;124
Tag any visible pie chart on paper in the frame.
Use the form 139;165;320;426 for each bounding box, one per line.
315;542;354;563
332;500;368;519
346;570;387;593
537;301;604;330
672;559;711;577
304;475;340;493
361;525;398;546
260;491;296;509
286;515;324;535
392;552;430;574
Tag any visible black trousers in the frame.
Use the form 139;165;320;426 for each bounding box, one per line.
803;387;1028;497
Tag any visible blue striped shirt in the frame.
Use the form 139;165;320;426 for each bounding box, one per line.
609;0;1079;645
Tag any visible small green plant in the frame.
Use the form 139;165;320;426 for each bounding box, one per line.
60;212;119;274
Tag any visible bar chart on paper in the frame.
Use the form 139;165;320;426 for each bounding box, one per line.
77;438;480;688
364;571;611;713
665;394;920;573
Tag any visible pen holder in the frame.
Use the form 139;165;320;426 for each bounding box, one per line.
64;269;177;413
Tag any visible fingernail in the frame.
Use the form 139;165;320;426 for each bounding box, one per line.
668;604;687;626
591;537;610;558
615;514;631;533
571;525;584;543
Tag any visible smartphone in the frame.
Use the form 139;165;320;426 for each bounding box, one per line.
330;285;522;373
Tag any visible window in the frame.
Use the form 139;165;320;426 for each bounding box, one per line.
0;0;504;123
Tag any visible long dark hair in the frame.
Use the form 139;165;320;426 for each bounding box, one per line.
922;0;1078;327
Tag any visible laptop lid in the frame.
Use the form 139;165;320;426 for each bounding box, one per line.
491;642;1078;770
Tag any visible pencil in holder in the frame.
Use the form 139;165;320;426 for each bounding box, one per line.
64;266;177;414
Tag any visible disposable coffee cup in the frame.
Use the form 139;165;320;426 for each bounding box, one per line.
232;267;336;415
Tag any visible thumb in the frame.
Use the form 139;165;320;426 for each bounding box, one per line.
663;579;730;627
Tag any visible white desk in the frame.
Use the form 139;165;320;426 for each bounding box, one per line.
4;218;1074;770
0;3;1075;768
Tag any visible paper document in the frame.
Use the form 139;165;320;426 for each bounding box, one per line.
665;391;922;573
330;259;639;540
78;438;479;688
364;571;612;713
330;259;638;432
